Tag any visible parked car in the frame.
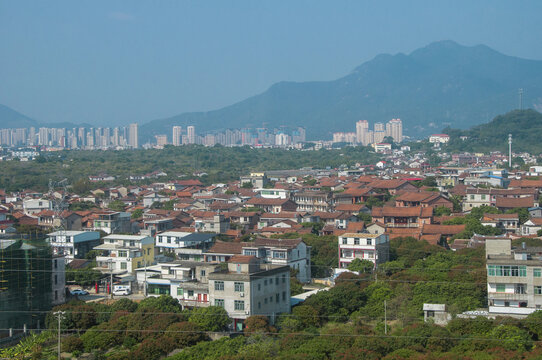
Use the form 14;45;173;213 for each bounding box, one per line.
70;289;89;296
112;287;131;296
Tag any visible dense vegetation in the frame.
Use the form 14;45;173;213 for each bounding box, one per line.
6;237;506;359
0;145;380;192
441;109;542;154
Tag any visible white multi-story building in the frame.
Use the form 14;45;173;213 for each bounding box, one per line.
338;233;389;269
172;126;182;146
23;198;51;215
208;256;290;331
92;211;131;234
46;231;101;263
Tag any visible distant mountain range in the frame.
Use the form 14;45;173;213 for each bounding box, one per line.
139;40;542;141
3;40;542;141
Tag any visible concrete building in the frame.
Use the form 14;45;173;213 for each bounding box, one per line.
187;125;196;144
129;123;138;148
46;231;101;263
155;231;215;257
486;238;542;316
208;256;290;330
92;211;131;234
172;126;182;146
423;304;451;325
95;234;155;274
338;233;389;269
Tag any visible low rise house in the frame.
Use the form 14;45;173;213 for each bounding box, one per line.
338;233;390;269
92;211;131;234
292;191;332;212
94;234;155;274
372;206;433;228
521;218;542;236
481;213;520;234
244;198;297;214
46;231;101;263
155;230;215;257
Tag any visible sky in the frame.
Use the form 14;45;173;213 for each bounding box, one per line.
1;0;542;127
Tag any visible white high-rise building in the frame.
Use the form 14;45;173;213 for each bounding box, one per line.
187;126;196;144
172;126;182;146
388;118;403;143
356;120;369;145
129;123;138;148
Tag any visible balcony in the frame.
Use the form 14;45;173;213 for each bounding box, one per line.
488;292;528;301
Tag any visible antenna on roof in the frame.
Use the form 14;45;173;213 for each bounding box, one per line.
508;134;512;168
519;88;524;110
48;179;68;249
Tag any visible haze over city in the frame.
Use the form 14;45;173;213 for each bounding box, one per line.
2;1;542;127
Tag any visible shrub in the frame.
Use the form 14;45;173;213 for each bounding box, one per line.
61;336;83;353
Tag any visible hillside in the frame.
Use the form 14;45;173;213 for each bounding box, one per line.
442;109;542;154
0;104;39;129
140;40;542;141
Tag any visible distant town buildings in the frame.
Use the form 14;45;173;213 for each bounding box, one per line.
336;118;403;146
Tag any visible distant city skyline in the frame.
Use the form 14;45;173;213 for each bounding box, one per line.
1;1;542;127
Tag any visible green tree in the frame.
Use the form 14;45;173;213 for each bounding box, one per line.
347;258;374;273
433;206;451;217
108;200;126;212
131;209;143;219
189;306;230;332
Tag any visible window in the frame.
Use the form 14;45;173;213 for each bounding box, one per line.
215;299;224;307
258;302;261;309
520;266;527;277
515;284;526;294
264;298;268;304
121;262;127;270
275;277;279;285
535;268;542;277
273;251;286;259
269;296;273;303
368;251;374;258
342;238;347;245
367;239;372;245
214;281;224;291
118;250;127;257
234;300;245;311
264;280;267;286
244;249;257;256
54;259;57;269
282;274;286;283
354;238;360;245
54;275;58;285
234;282;244;292
282;291;286;301
258;283;261;291
201;270;206;277
55;290;58;300
535;286;542;295
167;237;171;244
470;195;475;200
496;284;506;293
188;290;194;297
177;288;184;296
276;293;280;303
426;310;435;318
488;265;495;276
481;194;486;200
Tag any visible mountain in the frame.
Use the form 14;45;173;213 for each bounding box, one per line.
0;104;39;129
443;109;542;154
140;40;542;141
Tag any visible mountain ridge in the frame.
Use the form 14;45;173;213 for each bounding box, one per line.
139;40;542;141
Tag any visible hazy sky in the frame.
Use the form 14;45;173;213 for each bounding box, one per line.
1;0;542;126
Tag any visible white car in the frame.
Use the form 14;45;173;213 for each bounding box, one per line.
112;288;131;296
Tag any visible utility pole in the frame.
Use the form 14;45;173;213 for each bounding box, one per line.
54;311;65;360
144;259;147;297
384;300;387;335
109;259;113;299
519;88;524;110
508;134;513;168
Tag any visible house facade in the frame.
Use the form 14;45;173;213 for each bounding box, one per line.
338;233;390;269
95;234;155;274
46;231;101;263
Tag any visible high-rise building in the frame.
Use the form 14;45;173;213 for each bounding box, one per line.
356;120;369;145
187;126;195;144
387;118;403;143
172;126;182;146
129;123;139;148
